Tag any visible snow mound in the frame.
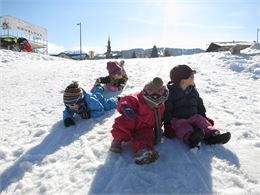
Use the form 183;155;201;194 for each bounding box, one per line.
0;49;260;194
250;43;260;50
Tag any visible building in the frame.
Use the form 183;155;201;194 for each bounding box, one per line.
206;41;251;53
52;51;89;60
105;36;113;59
0;15;48;53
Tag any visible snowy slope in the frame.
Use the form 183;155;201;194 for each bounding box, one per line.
0;48;260;195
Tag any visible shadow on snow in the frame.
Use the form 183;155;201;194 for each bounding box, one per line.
0;111;115;192
88;138;240;194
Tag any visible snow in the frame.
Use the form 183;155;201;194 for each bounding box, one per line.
0;48;260;194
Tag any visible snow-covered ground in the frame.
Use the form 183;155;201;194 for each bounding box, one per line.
0;46;260;195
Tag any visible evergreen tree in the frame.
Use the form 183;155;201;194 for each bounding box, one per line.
151;45;159;58
132;51;137;58
164;48;171;57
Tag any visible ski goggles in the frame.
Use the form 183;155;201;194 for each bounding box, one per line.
143;91;169;107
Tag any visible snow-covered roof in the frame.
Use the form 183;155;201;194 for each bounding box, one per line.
213;41;252;47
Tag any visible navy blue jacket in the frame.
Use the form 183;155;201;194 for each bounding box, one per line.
163;81;206;122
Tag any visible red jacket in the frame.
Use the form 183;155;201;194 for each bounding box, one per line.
112;92;165;153
23;41;31;52
118;92;165;130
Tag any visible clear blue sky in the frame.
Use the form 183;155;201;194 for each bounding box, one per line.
1;0;259;53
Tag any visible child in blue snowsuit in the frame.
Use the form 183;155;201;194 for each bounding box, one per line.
63;81;118;127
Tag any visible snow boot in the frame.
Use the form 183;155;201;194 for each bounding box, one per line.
134;149;159;165
109;138;122;153
116;96;122;102
188;128;205;149
204;132;231;145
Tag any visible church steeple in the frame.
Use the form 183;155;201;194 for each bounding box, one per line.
106;35;112;59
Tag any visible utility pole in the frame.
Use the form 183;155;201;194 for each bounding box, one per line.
77;22;82;60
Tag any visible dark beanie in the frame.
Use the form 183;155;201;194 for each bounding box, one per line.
63;81;84;105
170;65;196;84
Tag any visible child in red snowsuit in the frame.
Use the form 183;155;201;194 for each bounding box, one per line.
110;77;169;165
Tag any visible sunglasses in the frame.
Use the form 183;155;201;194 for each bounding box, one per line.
66;103;77;107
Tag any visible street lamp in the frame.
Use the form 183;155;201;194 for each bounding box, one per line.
77;22;82;60
257;28;260;43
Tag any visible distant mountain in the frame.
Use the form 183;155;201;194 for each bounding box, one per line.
53;47;205;60
51;50;89;60
116;47;205;59
165;48;205;56
63;50;87;55
120;48;146;58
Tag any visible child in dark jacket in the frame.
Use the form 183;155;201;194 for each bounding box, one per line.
63;81;118;127
163;65;231;148
110;77;169;165
94;61;128;92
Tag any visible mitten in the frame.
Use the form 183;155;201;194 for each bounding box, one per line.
80;111;89;119
118;84;125;91
122;105;136;119
206;116;214;126
163;122;176;138
64;118;75;127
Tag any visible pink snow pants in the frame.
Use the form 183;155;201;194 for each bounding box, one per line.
107;86;119;92
171;114;219;144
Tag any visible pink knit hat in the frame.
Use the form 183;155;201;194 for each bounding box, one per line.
107;61;122;75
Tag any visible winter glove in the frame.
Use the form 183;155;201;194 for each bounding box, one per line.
205;116;214;126
95;78;101;86
163;122;176;138
122;105;136;119
64;118;75;127
79;104;90;119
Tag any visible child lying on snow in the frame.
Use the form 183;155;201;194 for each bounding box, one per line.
63;81;118;127
94;60;128;92
110;77;169;165
163;64;231;148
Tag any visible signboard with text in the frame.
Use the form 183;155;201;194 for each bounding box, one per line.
1;15;47;41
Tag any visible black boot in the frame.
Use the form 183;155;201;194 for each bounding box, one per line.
188;128;205;148
204;132;231;145
116;96;121;102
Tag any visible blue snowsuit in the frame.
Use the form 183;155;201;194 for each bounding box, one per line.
63;86;117;123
